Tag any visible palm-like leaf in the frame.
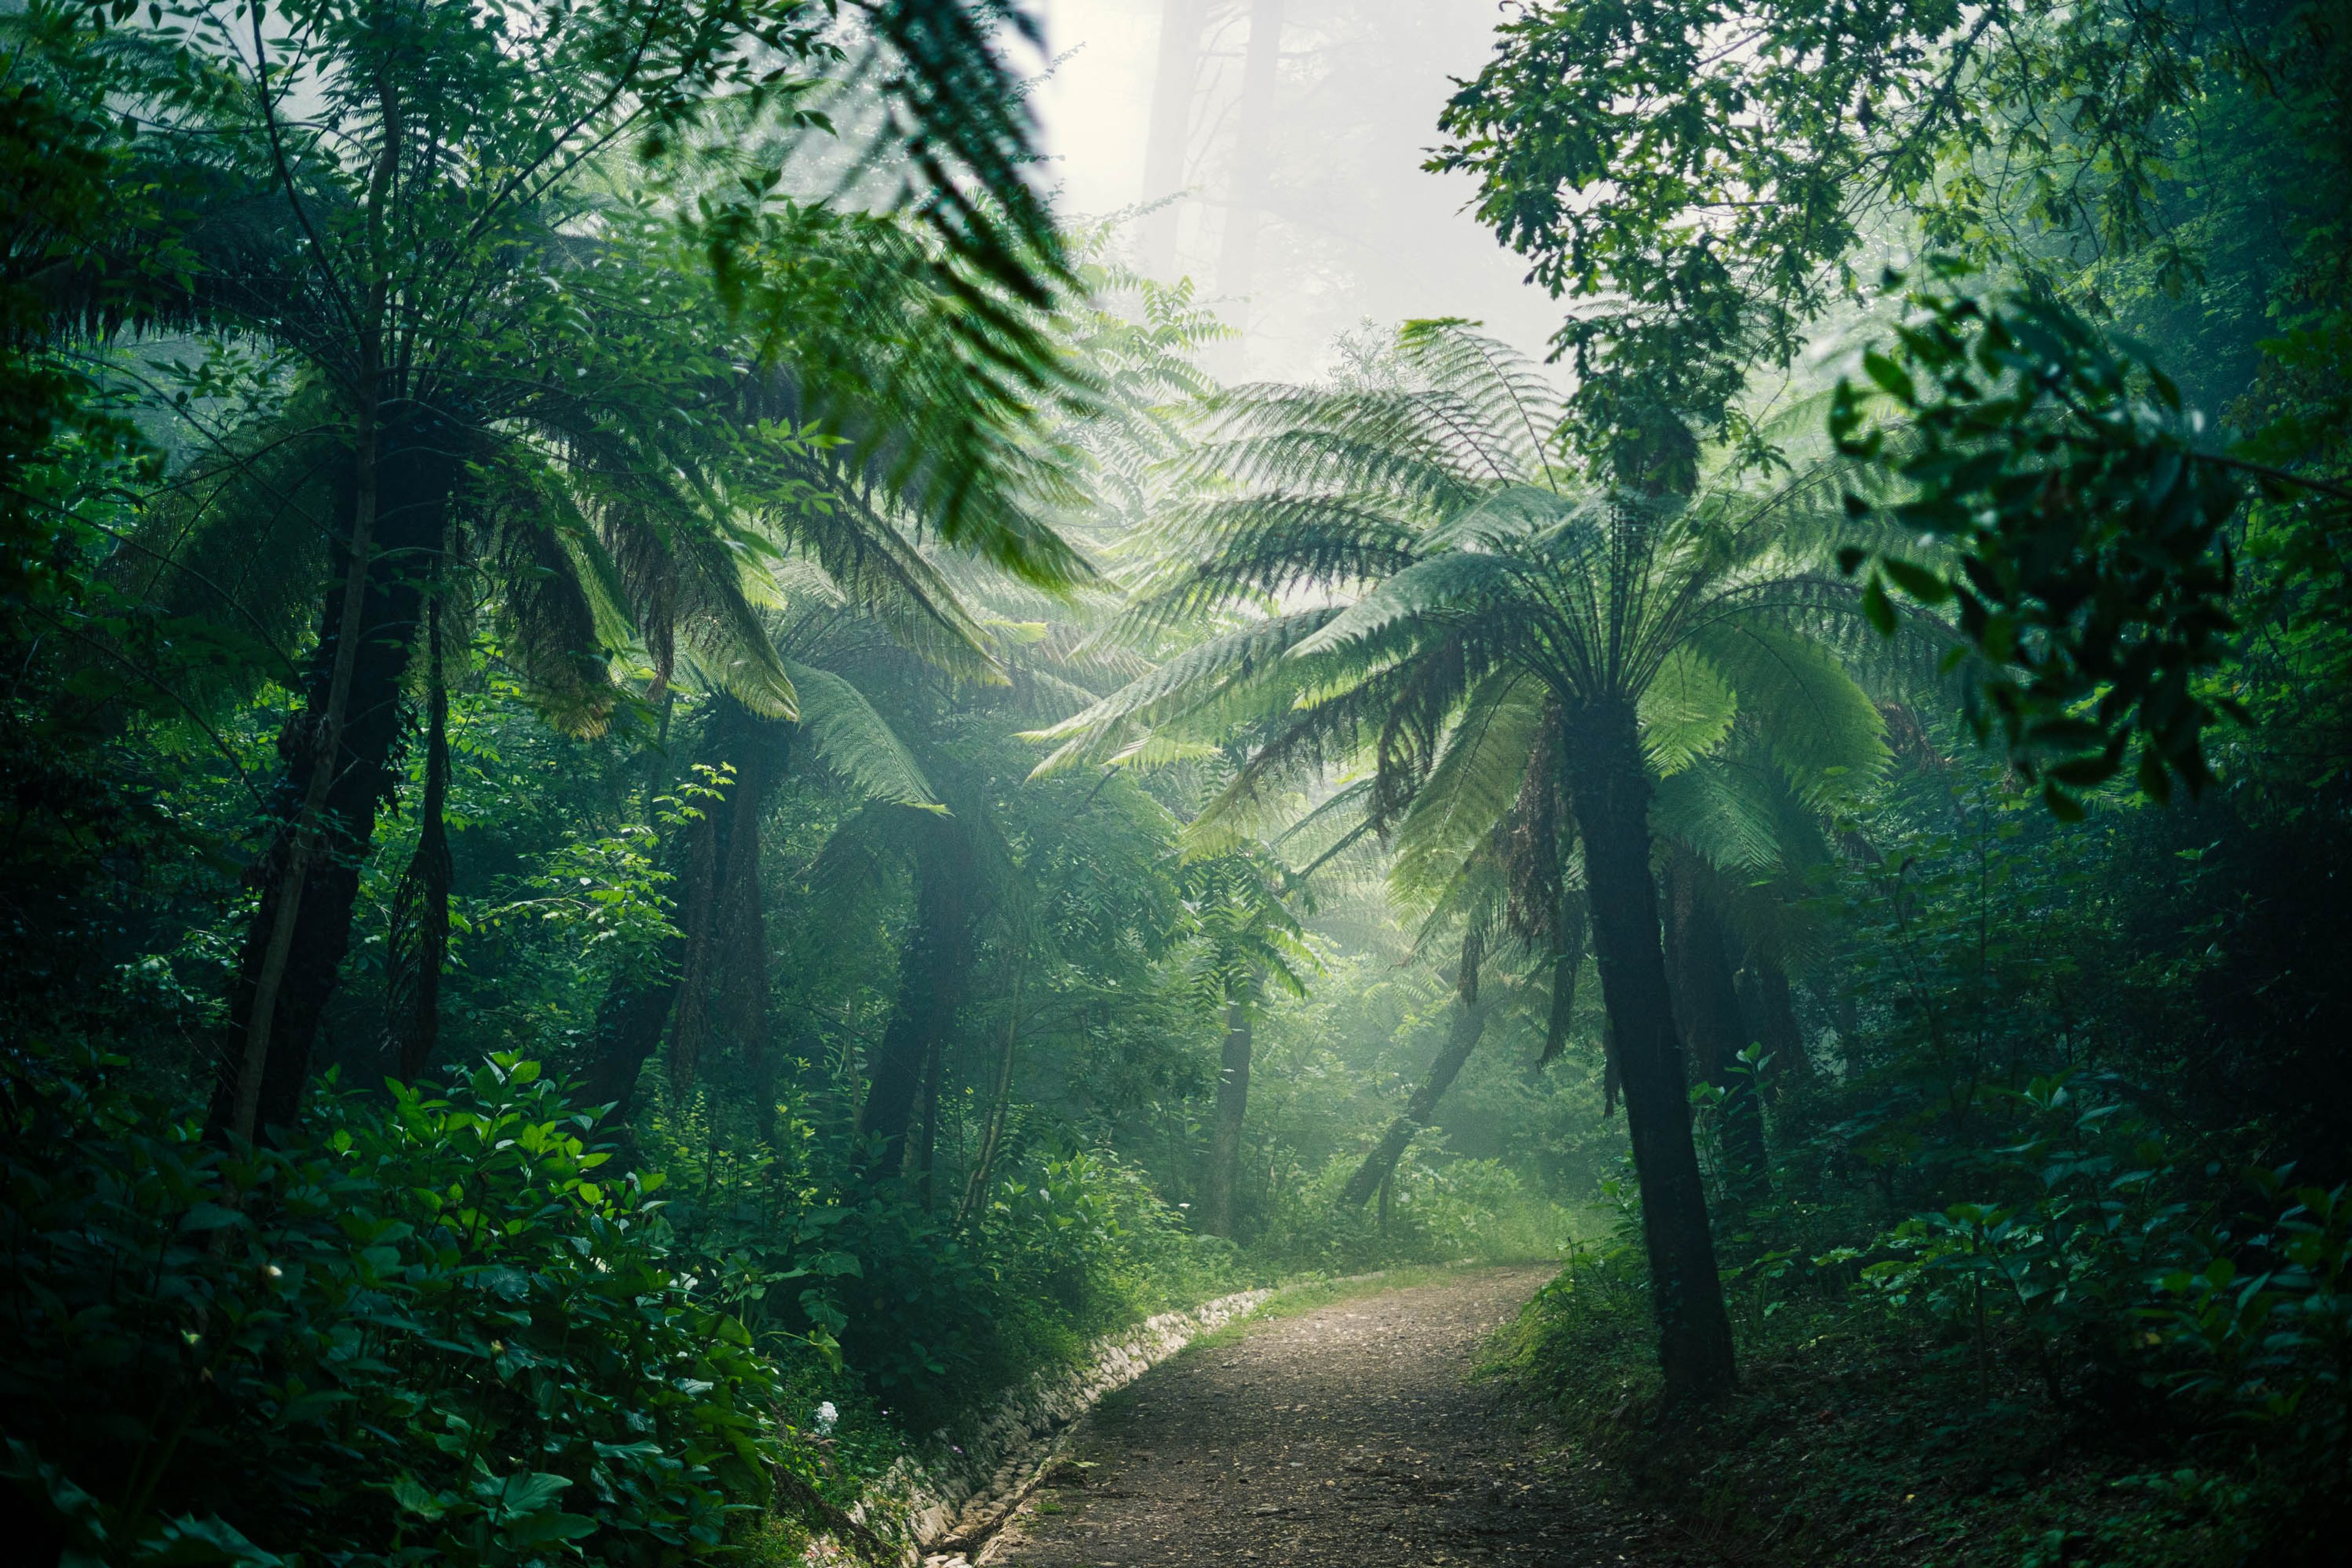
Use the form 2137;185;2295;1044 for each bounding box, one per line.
781;658;941;811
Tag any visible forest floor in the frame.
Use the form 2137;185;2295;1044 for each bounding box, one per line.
974;1265;1723;1568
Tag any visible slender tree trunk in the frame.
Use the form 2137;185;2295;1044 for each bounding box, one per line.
1201;1001;1251;1237
715;745;773;1072
957;965;1024;1226
582;952;684;1129
859;812;981;1182
1833;990;1863;1079
211;412;453;1140
1563;699;1736;1401
1342;934;1488;1207
388;589;452;1083
663;767;728;1097
1138;0;1210;276
1738;960;1812;1099
671;710;780;1094
1667;862;1768;1197
1215;0;1287;368
582;703;780;1129
916;1028;943;1210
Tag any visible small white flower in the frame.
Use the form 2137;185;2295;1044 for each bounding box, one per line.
815;1401;838;1436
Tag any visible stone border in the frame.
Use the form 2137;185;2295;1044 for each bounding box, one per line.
805;1289;1272;1567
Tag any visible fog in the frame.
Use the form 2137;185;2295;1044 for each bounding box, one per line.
1031;0;1562;380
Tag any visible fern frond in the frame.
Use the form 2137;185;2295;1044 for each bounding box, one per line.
782;658;941;810
1689;619;1888;807
1638;647;1738;776
1650;760;1786;875
1390;671;1545;907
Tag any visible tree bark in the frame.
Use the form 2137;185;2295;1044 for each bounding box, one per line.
1562;698;1737;1401
670;709;781;1095
1214;0;1287;369
211;412;454;1140
1738;960;1812;1099
1536;891;1588;1070
387;589;451;1083
1342;935;1488;1207
858;810;981;1182
1138;0;1210;276
917;1027;943;1210
957;964;1024;1226
581;703;782;1129
1200;1001;1252;1237
1667;861;1768;1197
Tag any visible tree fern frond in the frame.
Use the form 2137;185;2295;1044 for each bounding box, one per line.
782;657;941;811
1390;671;1546;907
1116;496;1425;631
1289;553;1515;661
1396;319;1568;488
1650;760;1786;875
1022;609;1339;771
1638;647;1738;776
1689;619;1888;806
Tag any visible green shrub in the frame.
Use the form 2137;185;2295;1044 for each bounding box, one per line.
1251;1150;1575;1274
815;1145;1240;1431
0;1046;795;1567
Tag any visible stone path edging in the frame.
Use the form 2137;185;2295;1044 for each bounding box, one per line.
805;1288;1272;1567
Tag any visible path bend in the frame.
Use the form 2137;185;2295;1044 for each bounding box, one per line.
980;1264;1721;1568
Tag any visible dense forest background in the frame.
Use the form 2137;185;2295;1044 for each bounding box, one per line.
2;0;2346;1565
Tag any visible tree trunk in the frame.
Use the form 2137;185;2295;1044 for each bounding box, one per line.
957;965;1024;1226
1601;1018;1623;1117
858;811;981;1182
715;756;772;1072
1667;861;1768;1198
662;765;728;1098
670;709;781;1095
917;1027;943;1210
1738;959;1812;1099
1562;698;1737;1401
1215;0;1287;369
581;703;782;1130
386;589;451;1083
1342;933;1488;1207
211;412;454;1140
1200;1001;1252;1237
1138;0;1210;276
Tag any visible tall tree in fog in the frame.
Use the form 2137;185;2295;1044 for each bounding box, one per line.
1139;0;1210;276
1035;322;1890;1398
1214;0;1287;361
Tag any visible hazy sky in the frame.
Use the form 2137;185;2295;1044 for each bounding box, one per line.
1027;0;1567;382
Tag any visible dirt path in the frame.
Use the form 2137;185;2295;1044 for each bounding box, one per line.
980;1265;1719;1568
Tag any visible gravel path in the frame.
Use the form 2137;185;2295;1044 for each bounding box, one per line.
980;1265;1721;1568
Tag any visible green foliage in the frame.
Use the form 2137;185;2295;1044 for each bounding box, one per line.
1831;276;2246;814
1252;1151;1573;1275
0;4;160;638
1431;0;1967;481
0;1047;799;1566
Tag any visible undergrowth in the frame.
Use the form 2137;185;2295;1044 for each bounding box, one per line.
1487;1115;2352;1568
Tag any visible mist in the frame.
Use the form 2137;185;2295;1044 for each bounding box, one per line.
1034;0;1561;379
